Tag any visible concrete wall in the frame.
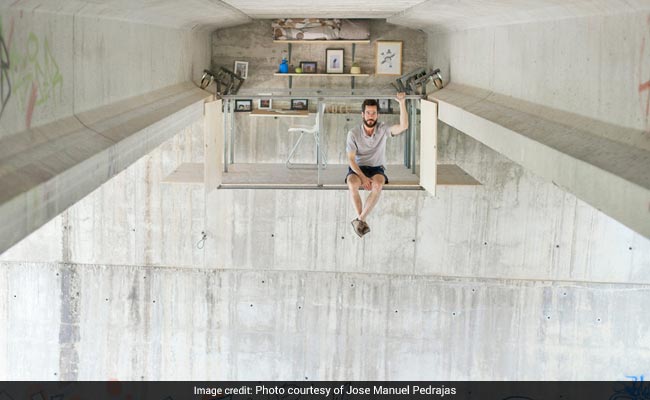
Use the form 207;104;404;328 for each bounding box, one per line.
212;20;428;91
427;10;650;136
2;262;649;380
0;6;210;137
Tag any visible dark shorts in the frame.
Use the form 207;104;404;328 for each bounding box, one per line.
345;165;389;184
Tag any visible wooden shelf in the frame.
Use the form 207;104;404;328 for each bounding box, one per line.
274;73;370;77
250;109;310;117
273;39;370;44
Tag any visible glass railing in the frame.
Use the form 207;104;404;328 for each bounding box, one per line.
219;90;421;188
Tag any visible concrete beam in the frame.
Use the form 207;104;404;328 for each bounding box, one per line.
0;82;212;254
430;83;650;239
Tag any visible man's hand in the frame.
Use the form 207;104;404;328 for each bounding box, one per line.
361;176;372;191
390;92;409;136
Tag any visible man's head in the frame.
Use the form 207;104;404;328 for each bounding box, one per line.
361;99;379;128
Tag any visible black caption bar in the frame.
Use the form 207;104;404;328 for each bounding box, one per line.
0;381;648;400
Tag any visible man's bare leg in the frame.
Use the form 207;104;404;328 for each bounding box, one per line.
359;174;385;221
347;174;363;217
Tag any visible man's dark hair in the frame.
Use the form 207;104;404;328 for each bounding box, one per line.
362;99;378;113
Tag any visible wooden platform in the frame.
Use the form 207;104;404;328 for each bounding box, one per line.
163;163;480;189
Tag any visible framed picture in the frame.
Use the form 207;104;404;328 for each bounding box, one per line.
291;99;309;111
375;41;402;75
378;98;392;113
234;61;248;79
235;99;252;112
326;49;344;73
300;61;318;74
258;95;272;110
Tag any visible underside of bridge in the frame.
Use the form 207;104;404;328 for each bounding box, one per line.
0;0;649;380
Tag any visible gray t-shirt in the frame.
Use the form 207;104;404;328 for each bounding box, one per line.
345;122;393;167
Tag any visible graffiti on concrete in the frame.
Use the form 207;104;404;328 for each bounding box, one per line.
9;31;63;128
0;15;63;128
0;21;11;120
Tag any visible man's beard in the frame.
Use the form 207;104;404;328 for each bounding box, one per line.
363;117;377;128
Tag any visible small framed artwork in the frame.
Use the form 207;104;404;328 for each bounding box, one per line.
300;61;318;74
326;48;344;73
291;99;309;111
258;95;272;110
234;61;248;79
378;98;392;113
375;41;402;76
235;99;252;112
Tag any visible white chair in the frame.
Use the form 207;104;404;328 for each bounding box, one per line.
286;102;327;169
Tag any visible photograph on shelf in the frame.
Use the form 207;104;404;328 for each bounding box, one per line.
378;98;392;114
291;99;309;111
235;99;252;112
234;61;249;79
375;41;402;75
258;95;272;110
326;49;344;73
299;61;318;74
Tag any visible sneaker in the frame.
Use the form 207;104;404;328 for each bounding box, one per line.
351;218;367;237
360;220;371;235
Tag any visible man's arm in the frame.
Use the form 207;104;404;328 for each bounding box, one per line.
390;92;408;136
348;151;372;191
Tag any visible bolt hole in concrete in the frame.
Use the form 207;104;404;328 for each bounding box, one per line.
629;246;633;250
563;292;567;296
452;312;456;316
153;300;156;303
472;289;475;292
395;310;398;313
597;318;601;322
250;304;253;307
351;284;354;287
341;236;345;239
298;306;302;309
483;242;487;245
271;234;274;237
412;239;415;242
262;280;265;283
547;316;551;320
556;245;560;248
105;298;109;301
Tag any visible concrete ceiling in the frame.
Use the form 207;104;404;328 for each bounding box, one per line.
389;0;650;32
221;0;428;18
3;0;650;31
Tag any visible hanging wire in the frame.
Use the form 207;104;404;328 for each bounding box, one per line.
196;231;207;249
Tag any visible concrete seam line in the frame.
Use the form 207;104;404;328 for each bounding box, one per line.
4;261;650;289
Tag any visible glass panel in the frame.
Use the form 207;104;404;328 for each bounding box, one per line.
220;93;421;188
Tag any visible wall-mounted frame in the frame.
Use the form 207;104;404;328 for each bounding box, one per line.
234;61;248;79
235;99;252;112
378;98;392;114
326;49;344;73
375;41;402;76
258;95;272;110
291;99;309;110
300;61;318;74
